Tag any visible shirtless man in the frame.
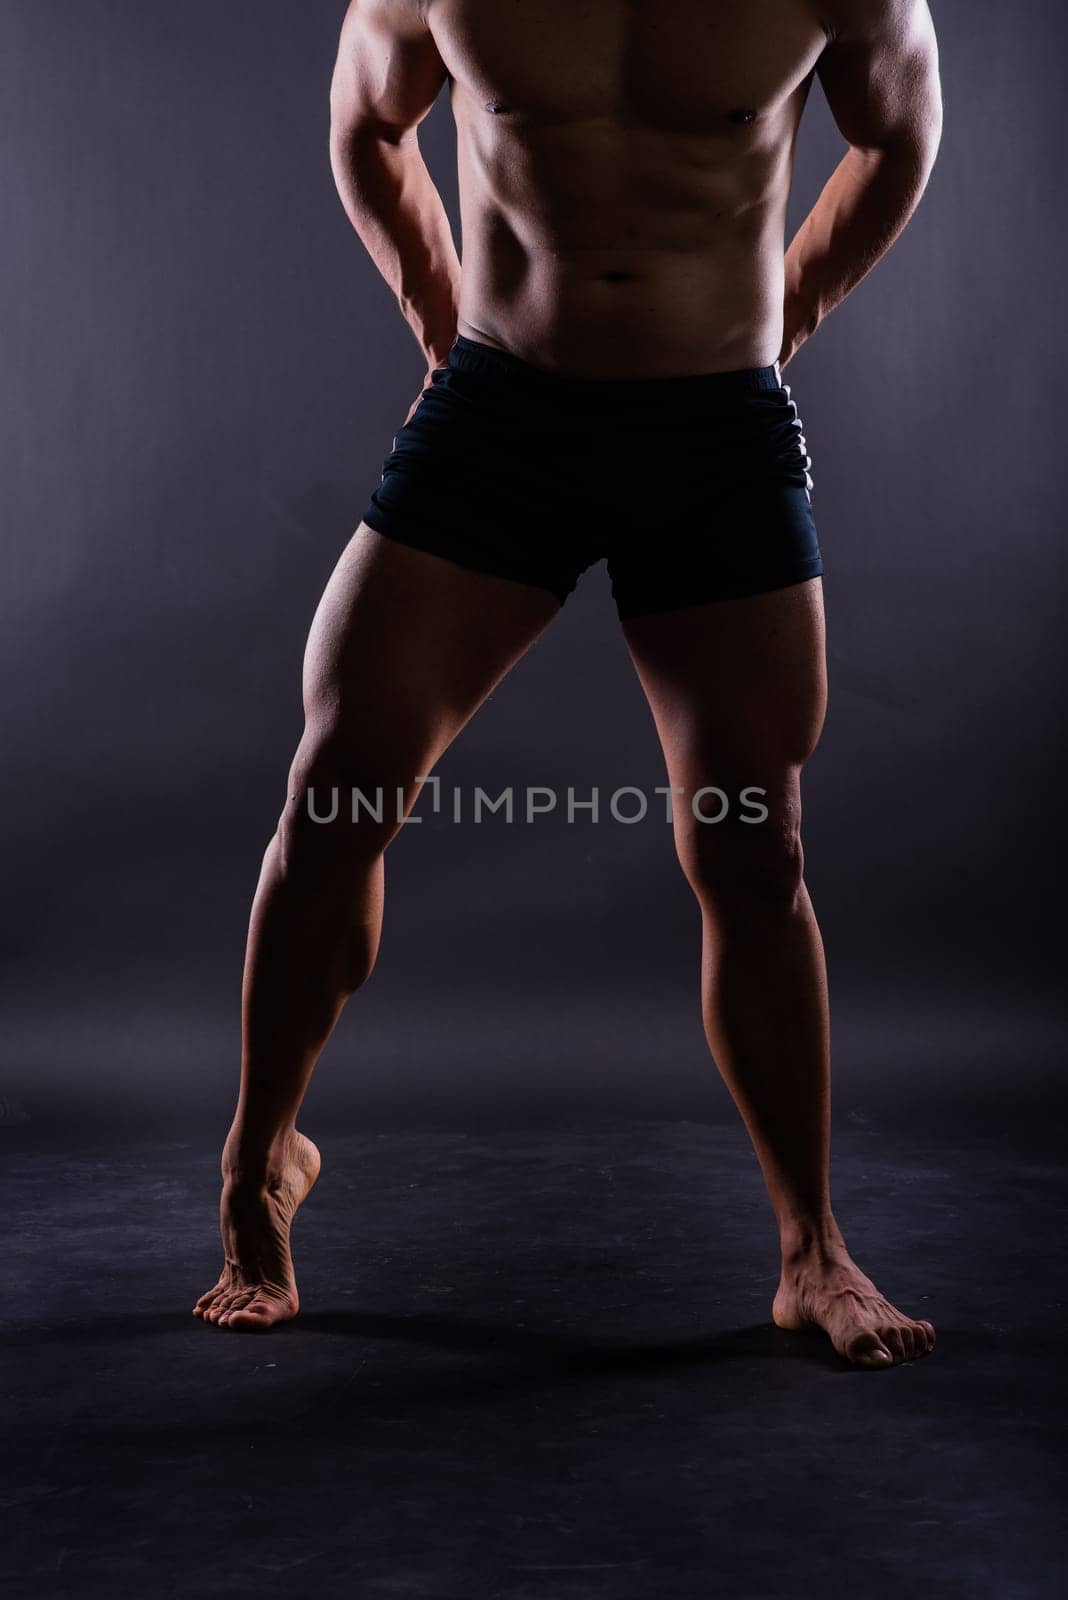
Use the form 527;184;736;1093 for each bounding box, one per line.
194;0;942;1367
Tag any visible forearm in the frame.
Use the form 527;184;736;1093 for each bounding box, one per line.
780;138;936;363
329;125;461;368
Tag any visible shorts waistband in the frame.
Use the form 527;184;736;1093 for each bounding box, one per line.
447;334;783;400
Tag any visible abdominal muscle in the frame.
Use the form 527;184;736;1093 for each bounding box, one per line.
452;97;802;380
457;235;787;380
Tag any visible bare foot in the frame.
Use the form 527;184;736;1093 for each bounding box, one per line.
773;1237;935;1369
193;1130;321;1331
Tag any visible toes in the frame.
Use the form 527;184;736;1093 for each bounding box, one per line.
226;1294;294;1331
858;1347;894;1369
846;1319;935;1367
217;1290;257;1327
226;1306;273;1330
225;1310;274;1331
213;1289;250;1325
881;1327;906;1364
844;1330;893;1368
197;1282;295;1331
911;1320;935;1355
206;1291;239;1325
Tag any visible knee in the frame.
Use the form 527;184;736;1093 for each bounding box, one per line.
274;729;399;877
677;801;806;917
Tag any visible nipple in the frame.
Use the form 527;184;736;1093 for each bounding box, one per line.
483;99;512;115
729;107;758;125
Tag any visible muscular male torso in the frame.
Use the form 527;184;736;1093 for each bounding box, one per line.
428;0;830;377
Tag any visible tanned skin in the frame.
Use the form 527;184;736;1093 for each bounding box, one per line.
194;0;942;1369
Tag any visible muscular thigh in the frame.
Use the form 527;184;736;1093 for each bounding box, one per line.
296;522;559;808
622;578;826;827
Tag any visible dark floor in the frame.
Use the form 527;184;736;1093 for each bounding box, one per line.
3;1116;1064;1600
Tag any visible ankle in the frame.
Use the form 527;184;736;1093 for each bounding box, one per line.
222;1124;297;1187
779;1213;845;1266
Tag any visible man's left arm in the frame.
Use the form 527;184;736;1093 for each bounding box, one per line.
780;0;943;366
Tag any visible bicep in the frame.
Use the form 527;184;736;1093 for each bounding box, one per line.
817;0;942;157
329;0;449;145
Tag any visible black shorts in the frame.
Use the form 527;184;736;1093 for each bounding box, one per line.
362;334;822;620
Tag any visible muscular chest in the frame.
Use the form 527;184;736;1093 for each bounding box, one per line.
429;0;827;134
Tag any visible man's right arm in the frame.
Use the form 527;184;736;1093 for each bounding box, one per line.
329;0;460;373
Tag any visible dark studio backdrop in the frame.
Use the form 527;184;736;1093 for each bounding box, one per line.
2;0;1064;1141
